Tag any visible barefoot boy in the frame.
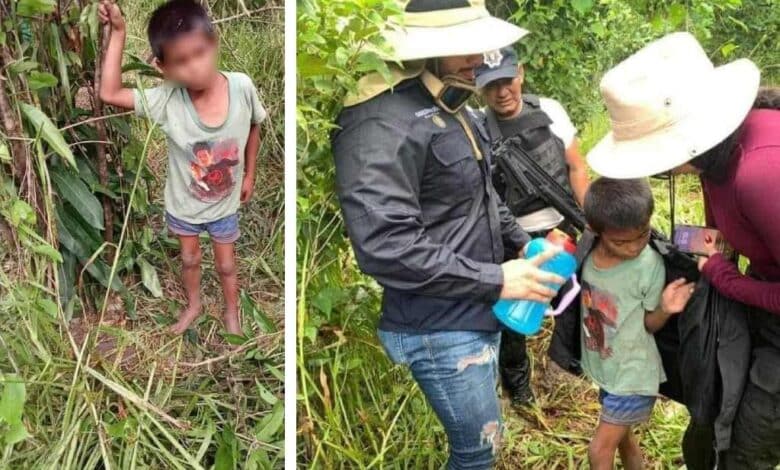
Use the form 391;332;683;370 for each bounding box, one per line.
581;178;694;469
98;0;266;335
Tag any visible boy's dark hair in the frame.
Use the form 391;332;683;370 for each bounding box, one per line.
147;0;214;62
690;87;780;183
192;141;211;154
584;177;654;233
754;86;780;111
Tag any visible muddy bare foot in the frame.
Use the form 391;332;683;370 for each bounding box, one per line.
223;311;242;336
169;304;201;335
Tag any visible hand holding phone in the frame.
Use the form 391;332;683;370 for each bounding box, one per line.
674;224;734;258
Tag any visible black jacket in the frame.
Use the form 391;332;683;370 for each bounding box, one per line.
331;76;529;332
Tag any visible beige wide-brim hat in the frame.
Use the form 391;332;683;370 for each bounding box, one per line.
587;32;760;179
382;0;528;61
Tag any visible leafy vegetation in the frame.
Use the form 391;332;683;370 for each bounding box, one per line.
296;0;778;467
0;0;284;468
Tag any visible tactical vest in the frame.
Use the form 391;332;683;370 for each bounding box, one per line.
486;95;573;216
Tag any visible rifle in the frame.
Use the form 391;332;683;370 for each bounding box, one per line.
494;136;587;232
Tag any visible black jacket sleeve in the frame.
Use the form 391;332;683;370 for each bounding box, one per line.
332;115;504;301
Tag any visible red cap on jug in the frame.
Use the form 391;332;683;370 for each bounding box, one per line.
546;229;577;254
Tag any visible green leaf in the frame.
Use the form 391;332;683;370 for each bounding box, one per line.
5;421;30;445
0;143;9;162
311;286;344;317
28;71;58;90
55;206;101;260
240;291;276;333
50;167;104;230
137;258;163;298
9;200;35;227
214;429;238;470
56;209;124;292
255;382;278;406
571;0;593;15
58;250;76;307
668;3;687;27
0;377;26;424
106;418;129;438
223;333;247;345
19;103;76;169
79;3;99;41
31;242;63;263
720;43;738;57
8;60;39;74
122;55;163;77
255;401;283;442
16;0;55;16
35;298;58;318
51;23;72;107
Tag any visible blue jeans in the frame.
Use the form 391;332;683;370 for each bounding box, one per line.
378;329;502;469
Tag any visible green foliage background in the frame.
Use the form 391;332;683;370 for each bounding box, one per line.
0;0;284;468
297;0;778;467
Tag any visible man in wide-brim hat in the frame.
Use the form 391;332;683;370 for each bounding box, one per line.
589;31;780;468
331;1;565;467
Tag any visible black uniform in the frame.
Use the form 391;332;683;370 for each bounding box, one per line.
332;76;529;333
480;94;576;403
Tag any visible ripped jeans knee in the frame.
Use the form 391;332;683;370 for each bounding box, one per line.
378;329;503;469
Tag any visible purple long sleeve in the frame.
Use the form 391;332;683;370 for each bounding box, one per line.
702;254;780;314
700;110;780;314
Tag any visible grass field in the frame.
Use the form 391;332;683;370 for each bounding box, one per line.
0;1;284;468
297;109;709;469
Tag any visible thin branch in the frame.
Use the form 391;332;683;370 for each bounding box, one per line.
59;110;134;131
94;22;115;257
212;5;283;24
179;333;281;368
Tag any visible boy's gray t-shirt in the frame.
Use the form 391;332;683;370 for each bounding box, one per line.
134;72;266;224
580;244;667;396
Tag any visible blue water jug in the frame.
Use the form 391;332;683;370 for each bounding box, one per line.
493;230;580;335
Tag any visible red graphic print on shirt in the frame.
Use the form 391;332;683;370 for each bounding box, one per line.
582;280;619;359
189;139;239;202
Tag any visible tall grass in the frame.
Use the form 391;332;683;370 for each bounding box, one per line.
0;1;284;468
296;108;706;468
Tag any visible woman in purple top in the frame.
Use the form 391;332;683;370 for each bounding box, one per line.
588;32;780;469
680;90;780;469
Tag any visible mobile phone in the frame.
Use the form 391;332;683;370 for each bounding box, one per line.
673;224;733;257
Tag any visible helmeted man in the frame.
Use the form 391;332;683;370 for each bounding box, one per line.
474;47;590;407
331;1;565;467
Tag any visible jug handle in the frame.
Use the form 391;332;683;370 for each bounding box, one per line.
546;274;581;317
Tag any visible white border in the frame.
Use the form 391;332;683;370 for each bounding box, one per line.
283;0;297;466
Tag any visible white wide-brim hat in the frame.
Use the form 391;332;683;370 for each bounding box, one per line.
382;0;528;61
587;32;760;179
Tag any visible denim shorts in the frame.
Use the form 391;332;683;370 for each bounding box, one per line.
598;389;656;426
165;212;240;244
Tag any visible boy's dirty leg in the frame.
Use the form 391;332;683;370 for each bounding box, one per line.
170;235;202;335
213;241;241;335
589;420;643;470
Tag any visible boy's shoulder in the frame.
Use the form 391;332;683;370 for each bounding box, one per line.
636;243;663;264
224;71;255;88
